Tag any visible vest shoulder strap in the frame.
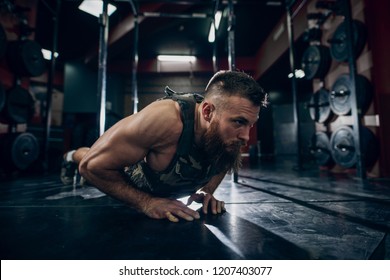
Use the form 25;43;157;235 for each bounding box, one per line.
160;86;204;155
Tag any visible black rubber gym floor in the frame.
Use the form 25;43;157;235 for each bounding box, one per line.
1;158;390;260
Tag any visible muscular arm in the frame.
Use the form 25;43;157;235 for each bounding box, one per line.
79;100;200;222
199;172;226;194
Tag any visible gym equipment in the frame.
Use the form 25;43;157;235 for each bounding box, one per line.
0;132;39;170
330;125;379;169
310;131;333;166
301;45;332;80
2;85;34;123
329;74;372;116
329;20;366;62
307;87;333;123
6;39;45;77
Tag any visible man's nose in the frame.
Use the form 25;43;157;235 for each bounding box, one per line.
238;126;251;144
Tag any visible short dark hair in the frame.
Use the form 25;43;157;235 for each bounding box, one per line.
205;70;268;107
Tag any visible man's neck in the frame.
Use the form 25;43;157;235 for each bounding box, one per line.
193;103;205;147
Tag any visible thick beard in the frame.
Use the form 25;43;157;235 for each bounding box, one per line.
200;120;243;173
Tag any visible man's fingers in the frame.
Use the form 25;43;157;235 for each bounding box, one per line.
201;194;226;215
202;194;212;214
186;193;204;205
163;196;226;222
210;197;218;214
175;210;198;222
165;211;179;222
165;207;200;223
216;200;222;213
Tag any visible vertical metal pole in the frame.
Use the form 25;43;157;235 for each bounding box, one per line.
286;2;303;170
43;0;60;172
212;16;218;73
212;0;220;73
128;0;139;114
227;0;238;182
132;15;139;114
227;0;236;71
341;0;366;179
97;0;109;137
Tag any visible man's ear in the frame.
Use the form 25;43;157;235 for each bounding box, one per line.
201;102;215;122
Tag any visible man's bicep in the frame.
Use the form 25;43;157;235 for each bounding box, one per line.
84;101;179;169
81;118;150;170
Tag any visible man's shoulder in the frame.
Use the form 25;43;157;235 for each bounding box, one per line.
146;99;182;121
136;100;183;142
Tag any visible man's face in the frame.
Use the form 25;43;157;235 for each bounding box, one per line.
201;96;260;172
213;96;260;147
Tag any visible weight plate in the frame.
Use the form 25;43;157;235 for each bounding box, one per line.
7;40;45;77
308;88;333;123
357;75;373;115
21;40;46;77
4;86;34;123
330;126;356;168
310;132;333;166
0;132;40;170
329;74;373;116
301;45;331;80
330;125;379;169
11;133;40;170
330;20;367;62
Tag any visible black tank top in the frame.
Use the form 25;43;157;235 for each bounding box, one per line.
124;87;217;198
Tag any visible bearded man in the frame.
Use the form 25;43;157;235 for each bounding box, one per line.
61;70;267;222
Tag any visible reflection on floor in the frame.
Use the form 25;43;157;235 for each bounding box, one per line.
1;157;389;260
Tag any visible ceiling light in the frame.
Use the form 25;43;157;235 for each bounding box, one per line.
208;23;216;43
78;0;117;18
157;55;196;62
208;11;222;43
42;49;59;60
214;11;222;30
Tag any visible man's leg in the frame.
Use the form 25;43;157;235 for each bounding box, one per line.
60;147;90;185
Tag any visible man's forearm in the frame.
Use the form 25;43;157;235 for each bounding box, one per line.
199;172;226;194
80;168;152;213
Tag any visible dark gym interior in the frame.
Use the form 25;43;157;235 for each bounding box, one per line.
1;0;390;260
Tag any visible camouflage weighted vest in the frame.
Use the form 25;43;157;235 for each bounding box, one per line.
124;87;217;198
